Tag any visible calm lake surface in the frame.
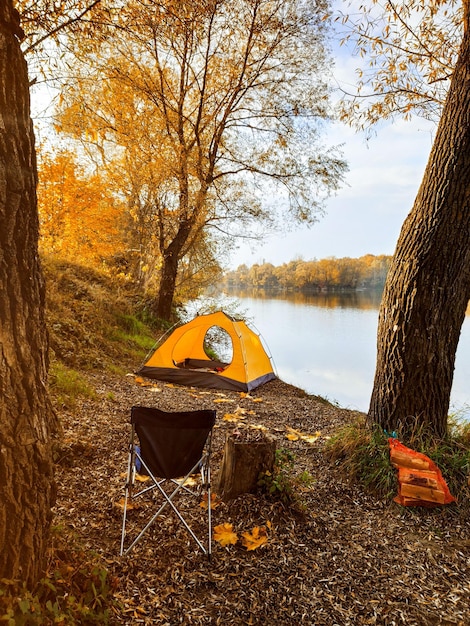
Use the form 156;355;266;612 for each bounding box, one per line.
223;290;470;421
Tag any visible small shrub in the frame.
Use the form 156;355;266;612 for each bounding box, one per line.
258;448;315;509
0;527;119;624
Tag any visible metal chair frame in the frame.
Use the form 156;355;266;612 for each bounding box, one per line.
120;406;215;558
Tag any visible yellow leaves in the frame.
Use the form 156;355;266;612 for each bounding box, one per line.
223;406;255;422
241;526;268;551
213;522;271;551
213;523;238;547
286;431;299;441
285;427;321;444
135;473;150;483
119;471;149;482
239;392;264;403
213;397;234;404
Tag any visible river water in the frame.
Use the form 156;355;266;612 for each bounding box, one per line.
219;290;470;421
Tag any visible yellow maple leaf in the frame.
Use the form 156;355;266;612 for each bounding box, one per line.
286;426;321;444
223;413;239;422
213;398;233;404
213;523;238;547
241;526;268;551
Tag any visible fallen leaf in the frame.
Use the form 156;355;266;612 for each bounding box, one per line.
134;376;154;387
241;526;268;551
200;492;220;509
286;426;321;444
213;398;233;404
114;497;140;511
302;432;321;444
214;523;238;547
250;424;268;431
135;473;150;483
223;413;240;422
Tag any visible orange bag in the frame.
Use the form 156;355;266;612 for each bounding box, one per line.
388;438;455;507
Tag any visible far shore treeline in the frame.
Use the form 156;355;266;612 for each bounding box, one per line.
222;254;391;293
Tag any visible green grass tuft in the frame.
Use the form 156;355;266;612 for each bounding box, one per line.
325;417;397;499
49;363;97;408
325;415;470;507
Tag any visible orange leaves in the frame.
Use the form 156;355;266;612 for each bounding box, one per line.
134;376;162;392
37;150;125;268
213;523;238;547
213;522;271;551
200;492;220;510
241;526;269;551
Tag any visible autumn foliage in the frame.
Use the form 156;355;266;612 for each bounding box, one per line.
37;150;125;269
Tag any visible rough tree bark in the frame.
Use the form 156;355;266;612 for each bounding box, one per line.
217;434;276;501
368;6;470;439
0;0;58;585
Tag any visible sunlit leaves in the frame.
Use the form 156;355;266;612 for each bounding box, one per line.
200;493;220;509
213;522;271;550
286;427;321;444
336;0;464;127
37;149;125;267
213;523;239;547
50;0;346;316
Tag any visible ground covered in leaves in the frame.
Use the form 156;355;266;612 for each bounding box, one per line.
54;373;470;625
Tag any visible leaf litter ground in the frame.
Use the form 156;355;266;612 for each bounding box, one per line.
54;374;470;625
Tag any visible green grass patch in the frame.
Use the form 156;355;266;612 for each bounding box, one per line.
49;363;97;408
108;313;156;354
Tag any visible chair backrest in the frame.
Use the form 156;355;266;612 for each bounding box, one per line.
131;406;216;479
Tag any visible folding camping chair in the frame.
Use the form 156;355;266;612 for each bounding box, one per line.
120;405;216;558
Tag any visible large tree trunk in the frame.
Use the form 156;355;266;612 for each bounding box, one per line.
0;1;58;585
368;15;470;439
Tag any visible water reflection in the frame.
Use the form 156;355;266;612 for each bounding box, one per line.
227;288;383;310
222;289;470;421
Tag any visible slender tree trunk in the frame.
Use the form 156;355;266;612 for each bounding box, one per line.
368;16;470;439
156;249;180;320
0;1;58;585
156;218;194;320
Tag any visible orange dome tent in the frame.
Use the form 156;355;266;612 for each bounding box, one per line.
137;311;276;392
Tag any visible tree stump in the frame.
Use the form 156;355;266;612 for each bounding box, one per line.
217;432;276;501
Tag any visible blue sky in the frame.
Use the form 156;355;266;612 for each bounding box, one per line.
228;115;437;269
